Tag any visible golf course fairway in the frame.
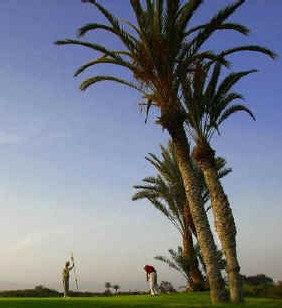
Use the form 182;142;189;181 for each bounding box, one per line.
0;293;281;307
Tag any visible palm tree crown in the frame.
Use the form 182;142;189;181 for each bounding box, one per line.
183;61;257;143
132;140;231;236
55;0;274;128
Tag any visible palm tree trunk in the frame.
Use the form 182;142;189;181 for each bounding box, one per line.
203;165;243;303
193;143;243;303
183;228;205;291
183;204;206;291
168;124;228;303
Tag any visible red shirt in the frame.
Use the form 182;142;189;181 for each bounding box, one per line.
144;265;156;273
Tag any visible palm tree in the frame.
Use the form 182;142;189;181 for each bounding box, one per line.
155;246;226;290
181;59;275;303
104;282;112;294
112;284;120;295
132;140;231;291
133;141;204;291
55;0;274;303
155;247;196;290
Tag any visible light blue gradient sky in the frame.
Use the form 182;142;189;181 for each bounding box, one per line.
0;0;281;292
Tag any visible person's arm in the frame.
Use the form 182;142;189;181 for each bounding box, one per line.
69;263;75;271
146;272;149;281
69;255;75;270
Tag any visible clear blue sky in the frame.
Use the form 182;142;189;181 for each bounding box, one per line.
0;0;281;292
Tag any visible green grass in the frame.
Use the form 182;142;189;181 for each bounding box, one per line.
0;293;281;307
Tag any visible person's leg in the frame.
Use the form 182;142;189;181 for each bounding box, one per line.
154;272;159;294
63;280;67;297
65;279;69;297
149;273;155;295
152;272;158;295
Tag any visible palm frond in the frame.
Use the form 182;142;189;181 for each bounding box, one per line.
204;62;221;101
185;0;246;55
155;246;203;282
130;0;146;32
154;255;181;272
185;22;249;37
177;0;204;33
220;45;277;59
55;39;124;62
74;56;135;77
79;76;143;92
215;69;257;101
217;104;256;126
215;157;232;179
78;23;114;36
80;1;138;52
119;18;141;36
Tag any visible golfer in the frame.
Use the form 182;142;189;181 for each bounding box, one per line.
62;257;74;297
143;265;159;295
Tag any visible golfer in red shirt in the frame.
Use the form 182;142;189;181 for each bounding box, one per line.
143;265;159;295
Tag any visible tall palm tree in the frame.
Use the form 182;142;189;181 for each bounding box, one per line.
181;60;275;303
55;0;274;303
132;140;231;291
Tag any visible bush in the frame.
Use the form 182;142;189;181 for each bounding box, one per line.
159;281;176;294
0;285;60;297
242;274;274;286
243;276;282;299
